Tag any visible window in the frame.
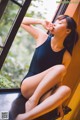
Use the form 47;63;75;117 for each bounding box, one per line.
0;0;20;51
0;0;60;89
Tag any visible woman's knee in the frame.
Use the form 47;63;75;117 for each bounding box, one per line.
53;65;67;76
21;79;31;99
60;85;71;97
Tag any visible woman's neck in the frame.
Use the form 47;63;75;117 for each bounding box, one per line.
51;36;65;51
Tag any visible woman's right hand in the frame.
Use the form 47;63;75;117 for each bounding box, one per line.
42;20;54;31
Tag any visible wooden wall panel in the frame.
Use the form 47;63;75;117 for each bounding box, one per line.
61;1;80;120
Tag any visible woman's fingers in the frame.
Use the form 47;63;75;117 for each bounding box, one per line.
46;22;54;30
57;105;64;118
42;20;54;31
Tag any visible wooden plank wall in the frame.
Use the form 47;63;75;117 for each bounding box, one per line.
60;1;80;120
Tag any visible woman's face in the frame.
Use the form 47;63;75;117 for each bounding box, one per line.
50;18;70;36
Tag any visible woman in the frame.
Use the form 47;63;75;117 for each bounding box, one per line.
16;15;78;120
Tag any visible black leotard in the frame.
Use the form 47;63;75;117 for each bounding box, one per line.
24;35;66;79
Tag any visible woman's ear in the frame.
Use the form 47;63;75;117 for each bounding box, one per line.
66;29;71;34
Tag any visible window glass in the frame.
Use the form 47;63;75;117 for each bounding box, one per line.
0;0;20;54
0;0;59;89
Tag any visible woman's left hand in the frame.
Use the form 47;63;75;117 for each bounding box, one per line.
57;105;64;119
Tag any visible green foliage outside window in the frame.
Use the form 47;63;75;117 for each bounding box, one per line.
0;0;47;88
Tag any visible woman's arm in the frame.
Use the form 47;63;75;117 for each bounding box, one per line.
57;51;71;118
21;17;53;29
21;17;44;25
21;17;44;40
62;51;71;70
21;17;53;40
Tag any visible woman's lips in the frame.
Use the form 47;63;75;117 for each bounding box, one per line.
51;26;55;31
49;26;55;34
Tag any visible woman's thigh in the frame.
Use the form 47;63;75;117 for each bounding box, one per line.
21;66;54;94
21;65;66;98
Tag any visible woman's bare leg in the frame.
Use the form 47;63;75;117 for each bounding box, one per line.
15;85;71;120
21;65;66;99
21;65;60;99
25;65;66;112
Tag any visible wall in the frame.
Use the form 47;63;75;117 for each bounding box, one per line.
62;1;80;120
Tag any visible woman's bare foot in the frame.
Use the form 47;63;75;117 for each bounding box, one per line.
25;98;38;112
15;113;26;120
15;113;31;120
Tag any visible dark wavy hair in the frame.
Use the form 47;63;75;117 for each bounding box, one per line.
56;15;79;55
